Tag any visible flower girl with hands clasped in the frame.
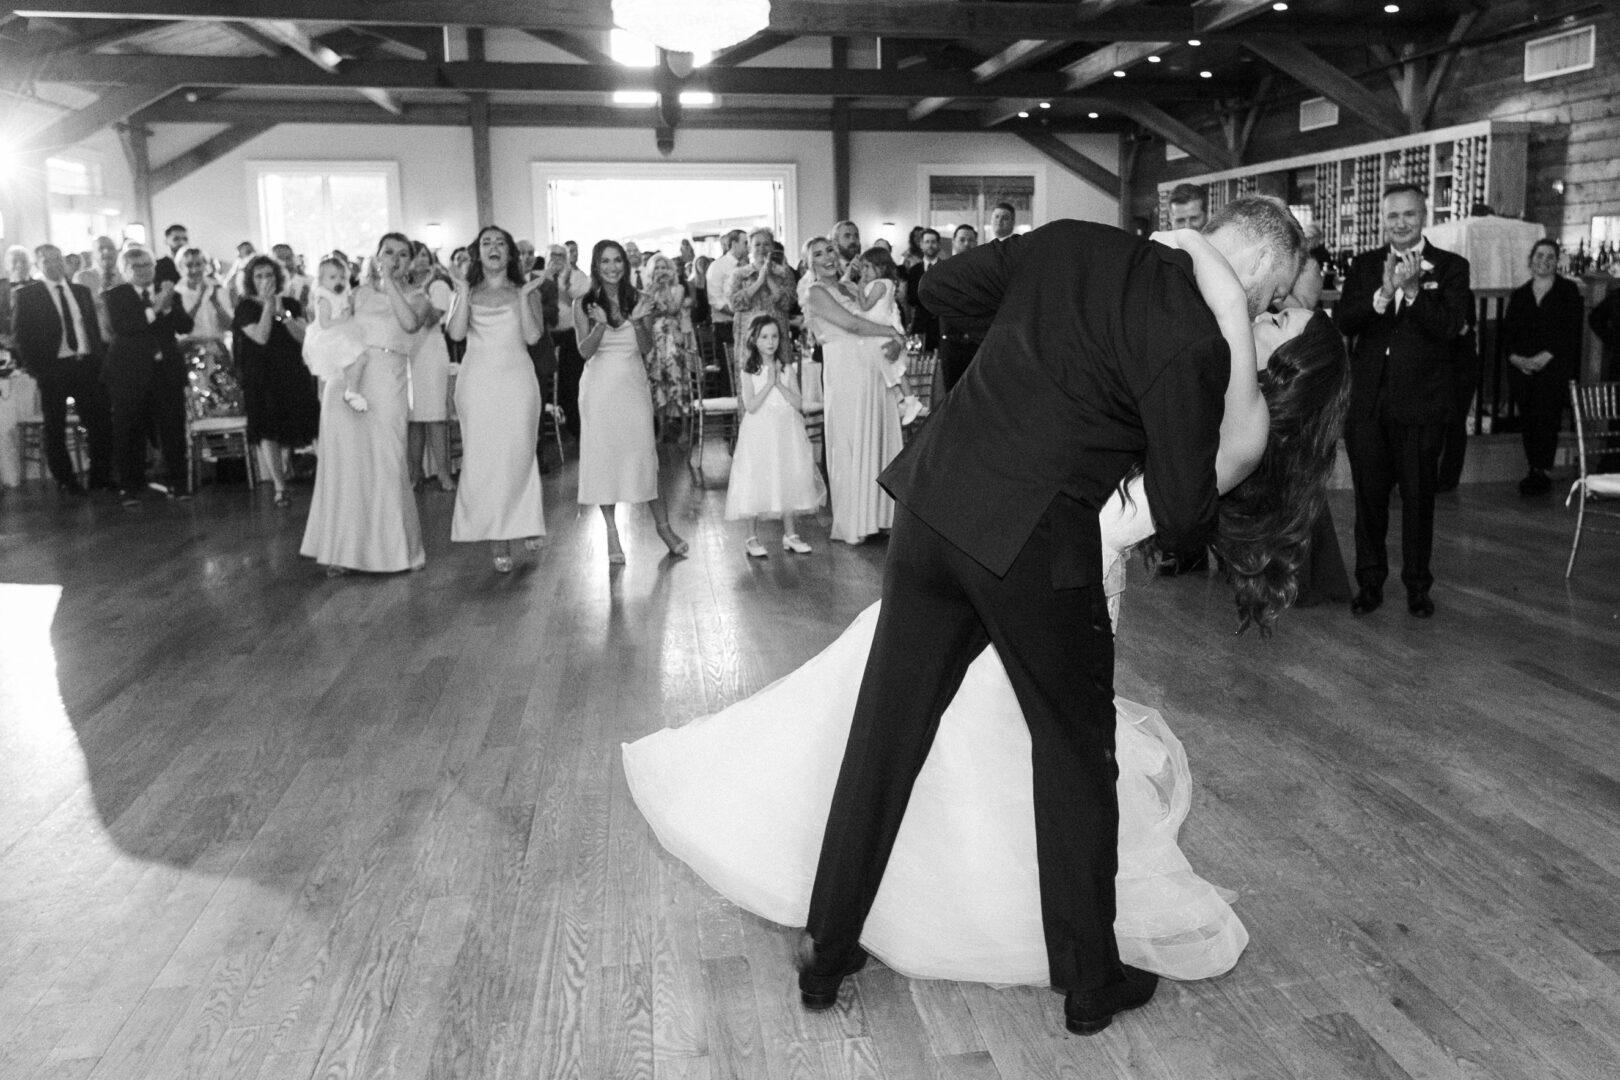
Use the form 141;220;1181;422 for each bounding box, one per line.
724;314;827;557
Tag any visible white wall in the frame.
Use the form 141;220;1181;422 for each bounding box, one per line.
152;123;478;261
142;121;1119;260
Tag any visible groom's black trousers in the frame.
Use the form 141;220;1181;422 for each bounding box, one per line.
806;500;1125;993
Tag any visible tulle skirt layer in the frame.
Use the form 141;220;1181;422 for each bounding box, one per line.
622;602;1247;986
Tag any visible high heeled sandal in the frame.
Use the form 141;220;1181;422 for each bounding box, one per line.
493;555;514;573
656;522;689;557
523;536;543;553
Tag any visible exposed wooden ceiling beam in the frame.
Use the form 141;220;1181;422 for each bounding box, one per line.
1015;131;1119;197
149;121;273;192
1110;98;1236;170
707;32;794;67
1244;37;1408;138
9;3;1444;43
984;0;1275;128
54;18;163;53
522;29;613;67
29;52;1099;100
133;97;1133;133
15;81;173;151
240;18;402;114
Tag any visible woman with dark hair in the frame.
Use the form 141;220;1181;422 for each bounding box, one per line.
407;240;457;493
1503;239;1584;496
445;225;547;572
301;232;429;574
621;238;1351;988
573;238;688;564
902;225;925;271
233;253;319;506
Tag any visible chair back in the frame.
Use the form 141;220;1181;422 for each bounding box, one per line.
1570;380;1620;480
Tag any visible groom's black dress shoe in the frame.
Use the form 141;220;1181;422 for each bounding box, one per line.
1407;592;1434;618
1350;586;1383;615
1064;966;1159;1036
796;933;868;1010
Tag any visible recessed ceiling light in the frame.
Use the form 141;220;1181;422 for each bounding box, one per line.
1018;110;1030;118
1188;39;1202;46
1200;70;1213;78
1273;1;1288;9
1113;69;1126;77
1088;111;1099;119
1039;101;1051;109
1148;55;1161;63
1384;2;1399;10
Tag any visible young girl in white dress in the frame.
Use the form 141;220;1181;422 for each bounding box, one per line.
302;256;364;396
725;314;827;557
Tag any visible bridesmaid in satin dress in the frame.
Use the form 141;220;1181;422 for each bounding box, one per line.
572;239;688;566
300;232;429;575
445;226;548;573
802;236;906;544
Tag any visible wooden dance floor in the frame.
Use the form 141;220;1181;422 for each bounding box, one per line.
3;454;1619;1080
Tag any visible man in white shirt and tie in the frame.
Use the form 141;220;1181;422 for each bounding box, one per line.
102;246;195;504
902;228;942;351
10;244;117;493
990;202;1017;241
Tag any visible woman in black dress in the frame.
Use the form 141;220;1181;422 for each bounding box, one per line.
233;254;320;506
1502;239;1585;496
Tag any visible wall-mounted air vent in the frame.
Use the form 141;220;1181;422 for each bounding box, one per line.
1299;96;1340;132
1524;25;1595;82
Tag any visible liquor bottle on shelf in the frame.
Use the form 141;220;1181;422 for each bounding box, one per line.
1597;242;1612;275
1573;240;1588;276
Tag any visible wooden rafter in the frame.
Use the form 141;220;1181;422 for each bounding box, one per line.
1015;131;1119;197
523;29;613;67
707;32;793;67
133;97;1132;133
7;2;1443;44
1111;98;1236;170
149;121;273;193
239;19;402;114
1244;37;1406;139
16;81;173;151
30;52;1094;100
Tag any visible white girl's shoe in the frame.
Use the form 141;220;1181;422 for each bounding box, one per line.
782;534;812;554
745;537;769;559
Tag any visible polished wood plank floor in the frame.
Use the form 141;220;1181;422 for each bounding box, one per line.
3;449;1619;1080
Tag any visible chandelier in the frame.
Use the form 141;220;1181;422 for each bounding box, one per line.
611;0;771;55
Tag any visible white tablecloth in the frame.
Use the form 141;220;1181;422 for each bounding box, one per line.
0;371;42;488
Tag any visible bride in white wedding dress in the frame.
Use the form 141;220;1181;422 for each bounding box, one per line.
623;239;1350;987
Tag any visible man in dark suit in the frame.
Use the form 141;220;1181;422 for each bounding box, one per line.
799;198;1305;1034
937;224;985;390
1334;184;1472;618
903;227;942;351
103;245;194;504
10;244;117;493
152;223;188;287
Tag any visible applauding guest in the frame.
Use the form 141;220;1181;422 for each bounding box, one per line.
233;255;319;507
103;246;194;504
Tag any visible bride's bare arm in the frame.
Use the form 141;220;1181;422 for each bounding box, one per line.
1152;229;1267;494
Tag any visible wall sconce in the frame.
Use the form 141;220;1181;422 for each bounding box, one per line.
1550;179;1566;196
423;222;446;250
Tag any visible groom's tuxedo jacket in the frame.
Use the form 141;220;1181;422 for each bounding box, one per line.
890;219;1229;587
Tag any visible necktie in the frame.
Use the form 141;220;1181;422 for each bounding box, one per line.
57;284;79;352
142;287;152;307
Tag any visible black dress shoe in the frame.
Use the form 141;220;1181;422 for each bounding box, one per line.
1350;587;1383;615
1518;469;1551;496
795;933;868;1010
1064;965;1159;1036
58;480;87;496
1407;593;1434;618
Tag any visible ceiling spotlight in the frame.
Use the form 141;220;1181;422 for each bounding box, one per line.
1088;111;1099;119
1273;1;1288;8
1018;110;1030;118
1384;2;1399;9
1188;39;1202;46
185;90;199;103
1039;101;1051;109
1148;55;1161;63
1200;70;1213;78
1113;69;1126;77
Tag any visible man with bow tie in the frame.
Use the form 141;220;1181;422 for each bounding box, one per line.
102;245;194;505
1335;183;1472;619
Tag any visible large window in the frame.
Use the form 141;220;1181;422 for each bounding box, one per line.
250;161;400;260
533;162;796;261
926;173;1035;238
47;153;119;252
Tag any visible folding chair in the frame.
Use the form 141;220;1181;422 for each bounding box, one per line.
691;342;740;472
1565;379;1620;577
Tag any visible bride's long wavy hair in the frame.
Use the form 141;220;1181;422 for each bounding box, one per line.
1212;309;1350;634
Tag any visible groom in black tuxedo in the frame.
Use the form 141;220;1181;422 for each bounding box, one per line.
800;198;1305;1034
